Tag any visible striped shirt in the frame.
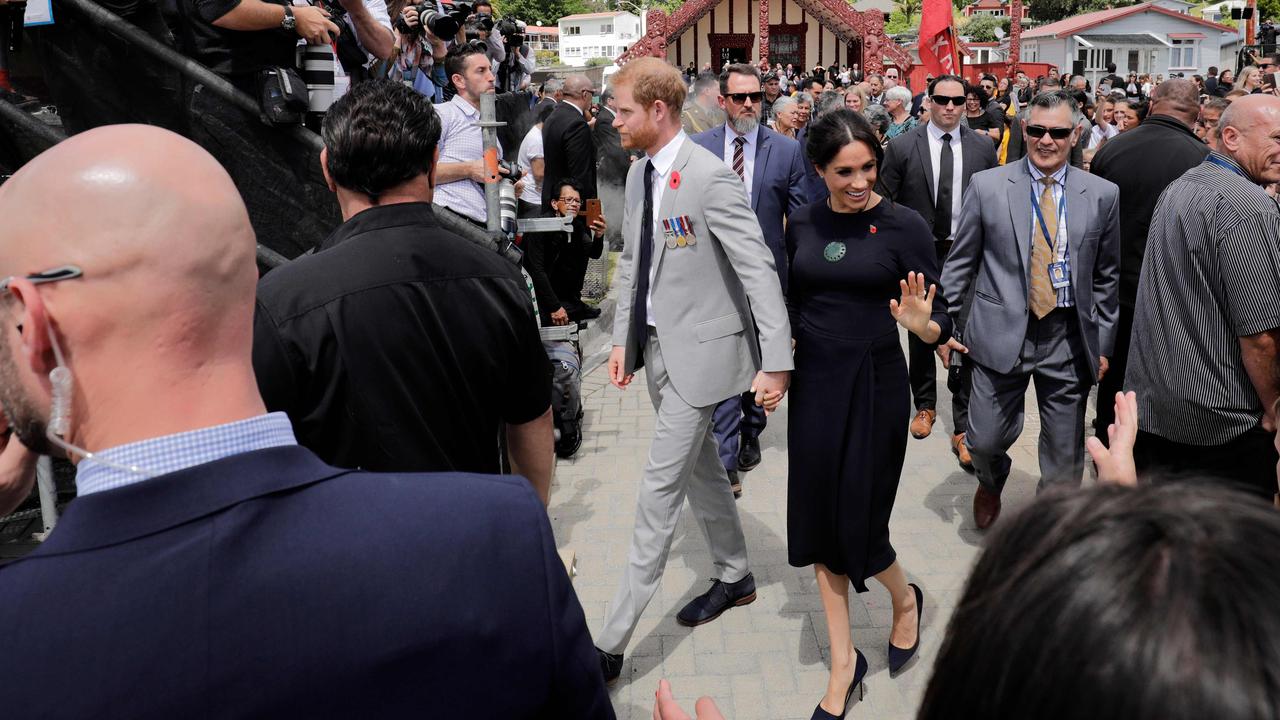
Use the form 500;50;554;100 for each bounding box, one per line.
1125;152;1280;445
434;94;503;223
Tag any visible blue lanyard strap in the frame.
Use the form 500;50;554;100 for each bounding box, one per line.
1206;153;1247;178
1030;171;1067;251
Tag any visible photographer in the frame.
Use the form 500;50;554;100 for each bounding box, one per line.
433;40;514;225
185;0;338;92
392;4;449;100
330;0;394;84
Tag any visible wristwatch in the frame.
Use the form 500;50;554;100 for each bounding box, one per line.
280;4;296;31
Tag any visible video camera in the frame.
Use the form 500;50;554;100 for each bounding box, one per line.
396;0;473;39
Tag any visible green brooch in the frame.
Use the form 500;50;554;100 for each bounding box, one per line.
824;241;847;263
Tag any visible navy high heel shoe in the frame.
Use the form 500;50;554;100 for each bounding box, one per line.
809;648;867;720
888;583;924;675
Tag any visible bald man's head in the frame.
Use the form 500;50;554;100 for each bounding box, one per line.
1148;79;1200;127
1218;94;1280;185
0;125;262;453
563;74;594;110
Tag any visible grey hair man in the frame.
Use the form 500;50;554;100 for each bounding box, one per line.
940;89;1120;529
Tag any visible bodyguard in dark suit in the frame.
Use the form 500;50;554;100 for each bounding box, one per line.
594;89;633;186
542;74;602;320
692;63;808;491
0;125;612;719
940;91;1120;530
877;75;997;459
1088;79;1207;446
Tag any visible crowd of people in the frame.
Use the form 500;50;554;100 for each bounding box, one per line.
1;3;1280;715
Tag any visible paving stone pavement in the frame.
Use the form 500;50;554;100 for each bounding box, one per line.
549;329;1089;720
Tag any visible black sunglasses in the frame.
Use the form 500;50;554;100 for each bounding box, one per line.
725;91;764;104
1025;125;1074;140
931;94;966;107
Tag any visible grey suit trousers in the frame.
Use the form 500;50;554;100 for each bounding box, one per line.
596;329;750;655
965;308;1091;494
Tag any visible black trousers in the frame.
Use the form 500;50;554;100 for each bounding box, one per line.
1134;428;1279;501
909;240;970;432
1094;304;1133;444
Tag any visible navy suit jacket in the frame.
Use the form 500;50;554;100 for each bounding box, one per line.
691;123;809;292
0;446;613;719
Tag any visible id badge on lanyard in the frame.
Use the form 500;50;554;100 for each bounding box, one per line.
1032;175;1070;290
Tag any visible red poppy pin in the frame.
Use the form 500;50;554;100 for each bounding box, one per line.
669;171;681;190
870;225;878;234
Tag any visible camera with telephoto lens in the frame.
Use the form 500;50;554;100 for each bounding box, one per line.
395;1;472;38
497;159;524;235
494;16;523;48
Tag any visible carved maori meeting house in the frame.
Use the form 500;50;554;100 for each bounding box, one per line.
616;0;914;74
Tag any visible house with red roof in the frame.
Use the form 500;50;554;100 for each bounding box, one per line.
1020;1;1237;83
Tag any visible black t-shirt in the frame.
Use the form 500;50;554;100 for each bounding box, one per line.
178;0;299;79
253;202;551;474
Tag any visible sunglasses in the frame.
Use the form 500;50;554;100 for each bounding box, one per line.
726;91;764;104
931;94;966;107
1025;125;1074;140
0;265;84;292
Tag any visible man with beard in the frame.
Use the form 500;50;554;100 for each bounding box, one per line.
692;63;808;497
596;57;791;683
0;125;611;717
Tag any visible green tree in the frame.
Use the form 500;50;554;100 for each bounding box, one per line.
895;0;923;24
1028;0;1140;22
884;8;920;34
494;0;577;25
960;13;1010;41
1259;0;1280;23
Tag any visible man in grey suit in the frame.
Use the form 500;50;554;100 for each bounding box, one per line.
940;90;1120;530
595;58;793;683
692;62;809;496
877;74;998;465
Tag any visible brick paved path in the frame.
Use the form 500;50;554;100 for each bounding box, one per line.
550;330;1063;720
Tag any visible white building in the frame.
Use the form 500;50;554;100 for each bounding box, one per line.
557;11;641;67
1020;2;1236;82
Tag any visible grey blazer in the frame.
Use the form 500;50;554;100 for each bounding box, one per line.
611;137;793;408
940;159;1121;378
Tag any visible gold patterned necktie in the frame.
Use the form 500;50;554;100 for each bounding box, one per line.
1029;176;1059;319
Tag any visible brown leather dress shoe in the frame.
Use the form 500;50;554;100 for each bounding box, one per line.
951;433;974;471
910;409;937;439
973;485;1002;530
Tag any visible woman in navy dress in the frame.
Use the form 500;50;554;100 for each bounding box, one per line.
786;110;952;719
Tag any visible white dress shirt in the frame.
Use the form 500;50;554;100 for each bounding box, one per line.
926;122;965;239
1088;122;1118;150
645;131;688;327
721;123;759;199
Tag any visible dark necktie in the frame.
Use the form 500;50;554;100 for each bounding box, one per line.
630;160;656;369
933;133;954;242
733;136;746;181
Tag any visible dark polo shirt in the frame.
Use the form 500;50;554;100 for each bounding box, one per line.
253;202;550;474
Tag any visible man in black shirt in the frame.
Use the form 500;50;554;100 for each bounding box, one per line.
253;79;554;502
180;0;338;91
1089;79;1207;448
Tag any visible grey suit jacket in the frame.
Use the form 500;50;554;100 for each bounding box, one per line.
611;137;793;408
940;159;1121;378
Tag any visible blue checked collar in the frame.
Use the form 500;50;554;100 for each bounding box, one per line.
75;412;298;497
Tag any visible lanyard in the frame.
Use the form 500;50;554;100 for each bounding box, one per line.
1031;169;1067;252
1206;154;1247;178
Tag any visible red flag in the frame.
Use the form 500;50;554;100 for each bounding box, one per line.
918;0;959;78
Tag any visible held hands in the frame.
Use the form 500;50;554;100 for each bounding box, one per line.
293;4;341;44
609;345;634;390
1085;391;1139;487
889;272;938;342
751;370;790;414
653;679;726;720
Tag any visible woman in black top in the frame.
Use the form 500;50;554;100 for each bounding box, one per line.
788;110;952;719
962;81;1001;144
